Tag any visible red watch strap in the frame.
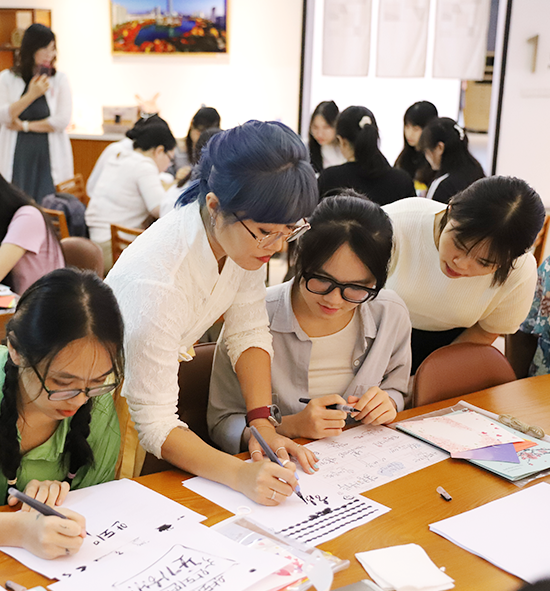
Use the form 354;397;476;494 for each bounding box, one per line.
246;406;271;426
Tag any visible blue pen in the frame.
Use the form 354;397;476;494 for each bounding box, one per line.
298;397;358;413
249;426;307;503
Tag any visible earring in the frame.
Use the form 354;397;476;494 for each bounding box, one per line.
210;215;216;230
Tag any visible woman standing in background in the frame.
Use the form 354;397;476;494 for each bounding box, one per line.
308;101;345;174
0;24;73;203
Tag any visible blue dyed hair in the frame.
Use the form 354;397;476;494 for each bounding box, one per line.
176;120;318;224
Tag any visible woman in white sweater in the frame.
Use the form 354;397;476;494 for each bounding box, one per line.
383;176;545;373
106;120;319;505
0;24;72;202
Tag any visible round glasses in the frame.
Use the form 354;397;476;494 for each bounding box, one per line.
234;214;311;249
303;272;377;304
32;366;119;401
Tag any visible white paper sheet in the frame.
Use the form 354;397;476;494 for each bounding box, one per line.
50;519;288;591
1;479;206;580
184;471;390;547
305;424;447;496
429;482;550;584
356;543;454;590
376;0;430;77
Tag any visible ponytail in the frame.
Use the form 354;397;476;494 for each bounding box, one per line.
64;400;94;481
0;355;22;492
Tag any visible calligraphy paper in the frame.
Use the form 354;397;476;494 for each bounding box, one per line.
184;472;390;547
396;410;523;454
1;479;206;580
305;424;447;496
451;443;520;463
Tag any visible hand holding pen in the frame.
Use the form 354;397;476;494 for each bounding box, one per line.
347;385;397;425
294;395;357;439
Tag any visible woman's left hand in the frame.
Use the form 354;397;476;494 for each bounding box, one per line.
9;480;71;511
7;118;24;132
248;422;318;474
347;386;397;425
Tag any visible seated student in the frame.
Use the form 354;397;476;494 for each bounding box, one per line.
308;101;346;174
0;267;123;559
383;176;545;374
85;122;176;274
394;101;438;195
0;173;64;295
507;256;550;378
185;107;221;167
318;106;415;206
208;193;412;454
419;117;485;204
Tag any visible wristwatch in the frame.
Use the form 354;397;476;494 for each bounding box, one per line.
246;404;282;427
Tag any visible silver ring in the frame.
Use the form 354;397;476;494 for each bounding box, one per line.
270;489;277;501
65;548;70;556
275;447;286;456
251;450;262;457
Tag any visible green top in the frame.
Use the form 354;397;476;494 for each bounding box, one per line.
0;346;121;503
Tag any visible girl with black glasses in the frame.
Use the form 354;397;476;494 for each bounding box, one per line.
0;268;123;559
208;193;412;454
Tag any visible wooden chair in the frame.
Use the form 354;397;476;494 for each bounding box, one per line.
43;208;70;239
141;342;217;475
533;215;550;267
0;310;15;345
56;173;89;207
60;237;104;278
412;342;517;407
110;224;143;265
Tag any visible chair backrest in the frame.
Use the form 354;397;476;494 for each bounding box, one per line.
56;174;89;207
110;224;143;265
0;310;15;345
43;208;70;240
140;342;217;475
61;237;104;278
412;342;517;407
533;215;550;267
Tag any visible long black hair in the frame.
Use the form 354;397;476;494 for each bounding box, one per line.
336;106;390;178
394;101;438;185
0;268;125;491
439;176;545;286
177;126;222;189
12;24;56;84
419;117;485;183
295;191;393;297
0;174;62;290
185;107;221;165
308;101;339;174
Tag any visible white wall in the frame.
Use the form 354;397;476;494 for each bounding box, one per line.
304;0;462;165
494;0;550;206
5;0;304;137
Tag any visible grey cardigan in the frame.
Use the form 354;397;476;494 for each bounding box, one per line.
207;280;412;454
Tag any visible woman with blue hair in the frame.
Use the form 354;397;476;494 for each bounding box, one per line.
106;120;318;505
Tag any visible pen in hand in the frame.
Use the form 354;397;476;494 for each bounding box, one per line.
249;426;307;504
8;487;90;536
298;397;358;413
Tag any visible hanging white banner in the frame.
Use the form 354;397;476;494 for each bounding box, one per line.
433;0;491;80
323;0;373;76
377;0;430;77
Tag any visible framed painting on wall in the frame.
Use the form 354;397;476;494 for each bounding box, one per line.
111;1;227;54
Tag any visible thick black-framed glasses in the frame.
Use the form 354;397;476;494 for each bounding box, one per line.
32;366;120;401
233;214;310;249
303;272;378;304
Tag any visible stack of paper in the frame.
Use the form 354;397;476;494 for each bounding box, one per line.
429;483;550;584
356;544;454;590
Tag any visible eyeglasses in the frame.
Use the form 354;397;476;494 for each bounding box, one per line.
303;272;378;304
233;214;311;249
32;366;119;402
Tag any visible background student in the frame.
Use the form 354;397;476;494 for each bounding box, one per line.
308;100;346;174
0;174;64;295
85;122;176;274
184;106;221;167
0;24;72;203
0;268;123;559
106;120;318;506
394;100;438;194
209;193;411;454
318;106;415;206
383;176;545;373
419;116;485;203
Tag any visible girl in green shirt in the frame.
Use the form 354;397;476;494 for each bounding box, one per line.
0;267;124;559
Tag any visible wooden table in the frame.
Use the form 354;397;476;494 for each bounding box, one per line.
3;375;550;590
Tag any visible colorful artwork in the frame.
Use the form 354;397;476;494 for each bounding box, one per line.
111;1;227;54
